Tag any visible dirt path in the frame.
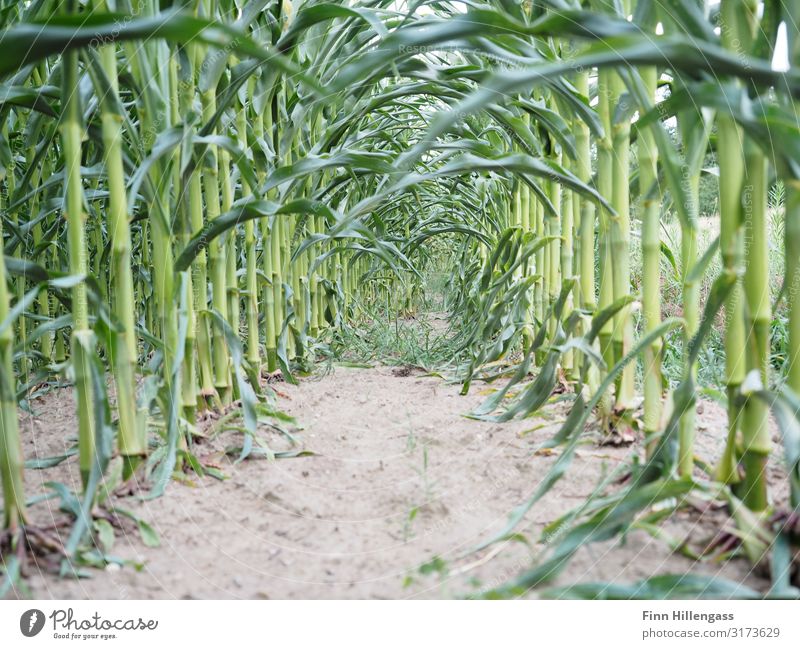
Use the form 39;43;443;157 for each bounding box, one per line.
18;365;774;599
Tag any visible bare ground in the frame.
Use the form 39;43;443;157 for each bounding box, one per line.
10;365;785;599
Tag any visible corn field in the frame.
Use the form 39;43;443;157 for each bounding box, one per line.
0;0;799;599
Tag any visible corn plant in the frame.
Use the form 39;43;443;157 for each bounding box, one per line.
0;0;798;598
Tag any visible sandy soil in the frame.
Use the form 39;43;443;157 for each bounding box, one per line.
11;365;784;599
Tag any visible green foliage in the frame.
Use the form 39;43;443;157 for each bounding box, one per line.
0;0;798;600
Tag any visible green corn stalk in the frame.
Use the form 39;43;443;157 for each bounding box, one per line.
220;144;239;364
787;182;800;393
260;100;280;372
263;216;279;371
520;171;534;349
175;48;199;421
561;158;574;376
61;45;96;489
307;214;319;339
715;0;757;485
237;98;261;370
200;87;232;403
190;162;216;403
785;7;800;399
4;137;29;380
0;196;27;533
545;143;561;339
596;67;615;419
575;70;595;316
97;29;146;470
740;140;771;511
574;69;598;395
607;65;635;412
534;190;545;327
638;64;663;449
26;131;52;363
674;108;707;476
180;43;215;407
120;6;177;374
